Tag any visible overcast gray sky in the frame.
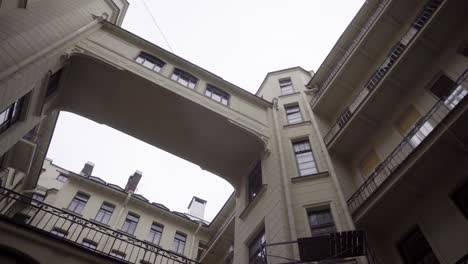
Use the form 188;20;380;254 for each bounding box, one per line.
46;0;365;222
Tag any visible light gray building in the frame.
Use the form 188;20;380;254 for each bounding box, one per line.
0;0;467;263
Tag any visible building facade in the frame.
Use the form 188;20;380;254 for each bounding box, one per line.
0;0;467;263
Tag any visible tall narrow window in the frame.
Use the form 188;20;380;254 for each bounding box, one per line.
67;192;89;214
293;140;318;176
279;77;294;95
0;96;25;134
308;208;336;236
248;162;263;202
94;202;114;225
121;212;139;235
147;222;164;245
171;68;198;89
285;104;303;124
452;181;468;219
173;232;186;254
398;227;439;264
205;85;230;106
248;229;266;264
135;52;165;73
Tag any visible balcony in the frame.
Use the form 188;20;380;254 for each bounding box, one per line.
323;0;444;147
0;186;200;264
347;76;468;215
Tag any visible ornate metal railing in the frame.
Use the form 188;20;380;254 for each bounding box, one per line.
323;0;444;146
0;186;200;264
313;0;390;103
347;77;467;213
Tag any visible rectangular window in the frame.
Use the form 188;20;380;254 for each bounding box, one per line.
121;212;139;235
135;52;166;73
285;105;303;124
67;192;89;214
147;222;164;245
171;68;198;89
398;227;439;264
248;162;263;202
94;202;114;225
279;78;294;95
110;250;126;260
56;174;68;183
293;140;318;176
359;150;380;177
173;232;186;254
82;239;98;250
51;227;68;238
205;85;230;106
32;193;45;205
429;74;456;101
248;229;266;264
452;180;468;219
0;96;25;134
308;209;336;236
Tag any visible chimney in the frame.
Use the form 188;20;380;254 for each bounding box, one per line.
125;170;142;193
80;162;94;177
187;196;207;220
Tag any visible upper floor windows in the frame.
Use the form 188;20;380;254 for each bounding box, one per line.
173;232;186;254
248;161;263;202
293;140;317;176
147;222;164;245
171;68;198;89
51;227;68;238
56;174;68;183
121;212;139;235
279;77;294;95
135;52;166;73
67;192;89;214
398;227;439;264
248;229;266;264
308;208;336;236
82;239;98;250
205;85;230;106
94;202;114;225
285;104;303;124
0;96;25;135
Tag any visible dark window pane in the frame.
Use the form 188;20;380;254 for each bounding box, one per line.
248;162;262;202
398;227;439;264
430;75;456;100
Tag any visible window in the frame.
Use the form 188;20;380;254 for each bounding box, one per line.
135;52;165;73
147;222;164;245
121;212;139;235
429;74;456;101
0;96;25;134
82;239;97;250
56;174;68;183
51;227;68;238
308;209;336;236
110;250;126;260
248;229;266;264
46;69;62;97
171;68;198;89
398;227;439;264
173;232;186;254
94;202;114;225
248;162;263;202
279;78;294;95
67;192;89;214
285;104;303;124
32;193;45;205
205;85;230;106
293;140;318;176
452;180;468;219
359;150;380;177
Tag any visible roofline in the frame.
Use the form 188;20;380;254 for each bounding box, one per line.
255;66;313;96
206;191;235;228
101;21;272;107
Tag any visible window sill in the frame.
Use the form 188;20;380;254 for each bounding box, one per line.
279;92;300;98
88;219;110;228
116;229;136;238
239;184;268;220
283;120;311;128
144;240;162;248
61;208;82;217
169;250;186;258
291;171;329;183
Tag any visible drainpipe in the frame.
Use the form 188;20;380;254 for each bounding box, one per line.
189;222;202;259
271;98;299;259
110;191;133;230
300;91;355;230
0;14;105;81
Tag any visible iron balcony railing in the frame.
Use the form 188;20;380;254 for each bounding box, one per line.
0;186;200;264
313;0;390;104
347;78;467;213
323;0;444;146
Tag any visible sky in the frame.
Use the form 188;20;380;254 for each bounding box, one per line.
45;0;365;222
